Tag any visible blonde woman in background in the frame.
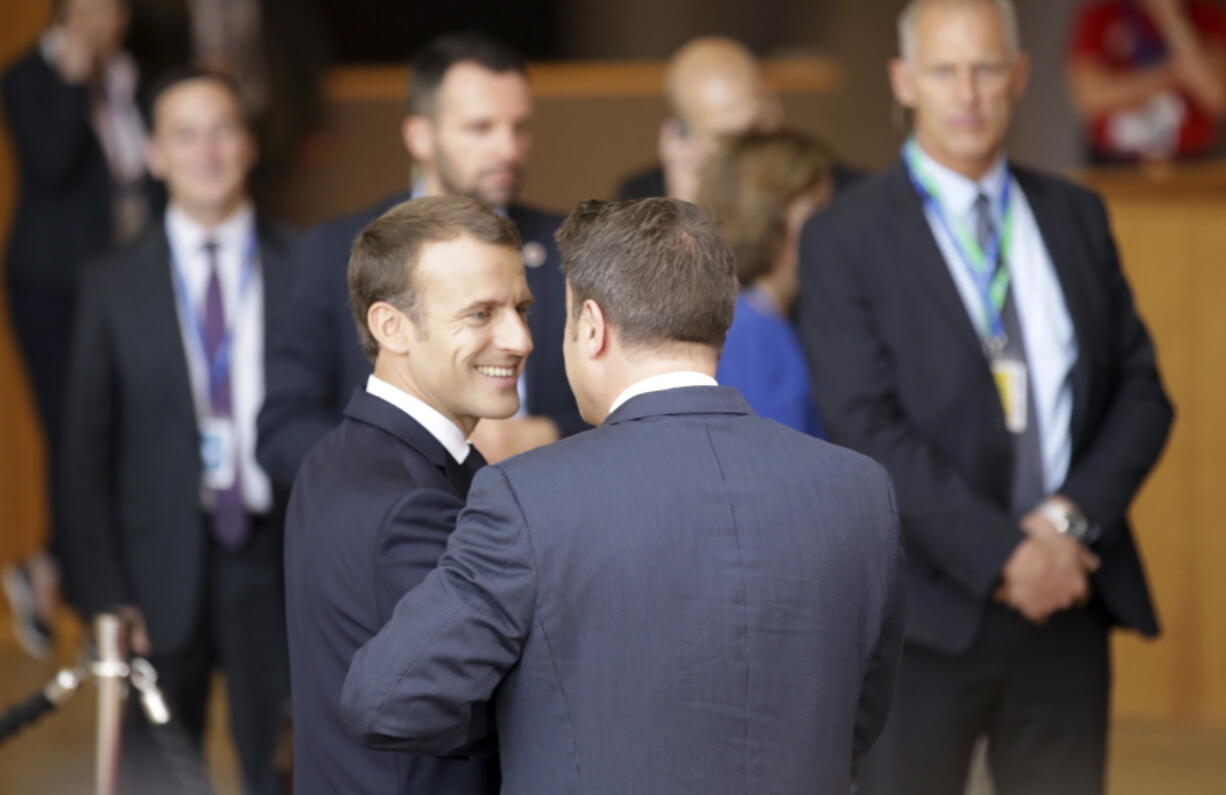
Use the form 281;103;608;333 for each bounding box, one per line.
701;129;832;436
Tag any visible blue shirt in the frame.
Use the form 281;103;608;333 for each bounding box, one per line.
717;289;824;438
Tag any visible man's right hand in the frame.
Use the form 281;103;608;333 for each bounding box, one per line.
115;604;152;657
994;529;1099;624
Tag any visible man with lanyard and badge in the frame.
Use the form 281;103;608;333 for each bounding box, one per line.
798;1;1173;792
62;69;296;794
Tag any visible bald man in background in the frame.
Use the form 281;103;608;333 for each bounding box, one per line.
616;36;860;202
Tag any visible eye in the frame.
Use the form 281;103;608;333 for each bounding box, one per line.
517;304;532;318
470;309;491;321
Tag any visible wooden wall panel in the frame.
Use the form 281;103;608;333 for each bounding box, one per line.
0;1;52;564
1096;187;1226;727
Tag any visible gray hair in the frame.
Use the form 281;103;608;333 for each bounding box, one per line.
898;0;1020;61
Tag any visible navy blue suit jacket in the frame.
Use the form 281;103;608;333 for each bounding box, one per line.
284;388;498;794
61;219;297;652
342;386;904;794
257;193;585;489
798;160;1172;654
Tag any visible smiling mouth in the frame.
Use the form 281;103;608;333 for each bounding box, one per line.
476;365;517;378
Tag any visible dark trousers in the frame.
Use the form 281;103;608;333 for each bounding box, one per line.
856;602;1111;795
6;278;74;569
121;514;290;795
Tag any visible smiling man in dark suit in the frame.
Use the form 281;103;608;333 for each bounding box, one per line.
341;198;904;794
283;196;528;794
257;33;582;491
798;1;1174;793
62;70;295;794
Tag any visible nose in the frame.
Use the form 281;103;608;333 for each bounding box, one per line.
955;67;979;105
493;124;526;164
496;308;534;357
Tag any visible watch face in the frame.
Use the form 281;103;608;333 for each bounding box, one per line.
1066;514;1091;541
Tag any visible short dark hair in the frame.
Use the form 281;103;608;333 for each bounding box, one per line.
556;198;737;351
147;68;247;130
408;32;528;117
348;196;522;361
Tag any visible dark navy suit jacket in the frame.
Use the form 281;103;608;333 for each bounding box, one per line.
257;193;585;490
61;219;296;652
342;386;904;794
798;160;1172;655
284;388;498;794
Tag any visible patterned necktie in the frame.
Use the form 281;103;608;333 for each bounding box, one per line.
973;193;1046;516
202;240;248;548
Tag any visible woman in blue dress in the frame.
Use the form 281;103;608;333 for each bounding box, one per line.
700;129;832;437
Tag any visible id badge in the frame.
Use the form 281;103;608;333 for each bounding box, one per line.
200;417;236;490
991;358;1028;434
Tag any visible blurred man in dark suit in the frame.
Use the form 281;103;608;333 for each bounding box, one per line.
283;196;529;794
799;1;1173;792
342;198;904;794
62;71;294;795
258;33;582;493
1;0;156;657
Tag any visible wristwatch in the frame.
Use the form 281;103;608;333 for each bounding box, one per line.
1038;499;1098;545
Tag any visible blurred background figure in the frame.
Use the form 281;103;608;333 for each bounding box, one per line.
125;0;330;195
1;0;155;660
616;36;784;202
701;129;830;437
61;71;294;795
1067;0;1226;163
617;35;863;203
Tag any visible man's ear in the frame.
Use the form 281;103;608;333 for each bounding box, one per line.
402;115;433;163
367;302;414;356
888;57;916;109
146;137;166;180
581;299;608;359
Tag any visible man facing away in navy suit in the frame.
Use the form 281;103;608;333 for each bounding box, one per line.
283;196;534;794
341;198;905;794
257;33;583;492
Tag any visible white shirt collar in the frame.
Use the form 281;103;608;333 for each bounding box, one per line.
911;140;1010;220
608;371;718;416
366;375;471;464
166;201;256;257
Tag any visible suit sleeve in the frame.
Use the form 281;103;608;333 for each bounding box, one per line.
257;224;347;488
1057;193;1173;544
372;487;465;623
798;212;1021;599
2;54;98;188
342;465;536;756
61;269;131;616
853;474;905;762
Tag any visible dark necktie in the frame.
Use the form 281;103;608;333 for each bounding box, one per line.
445;445;488;498
973;193;1046;517
202;240;248;548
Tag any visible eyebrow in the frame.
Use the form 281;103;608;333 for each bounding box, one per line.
456;295;535;314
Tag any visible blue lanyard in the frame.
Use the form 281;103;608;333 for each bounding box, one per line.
169;231;259;400
902;140;1014;346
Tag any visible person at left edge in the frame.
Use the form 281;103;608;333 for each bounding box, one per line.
61;69;294;795
257;32;583;487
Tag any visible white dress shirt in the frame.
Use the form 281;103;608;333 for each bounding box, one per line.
608;371;719;416
911;143;1078;493
165;202;271;513
366;375;473;464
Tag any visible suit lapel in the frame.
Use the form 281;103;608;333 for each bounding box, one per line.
884;162;985;362
138;228;200;432
343;389;477;496
256;219;293;339
1013;168;1095;445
